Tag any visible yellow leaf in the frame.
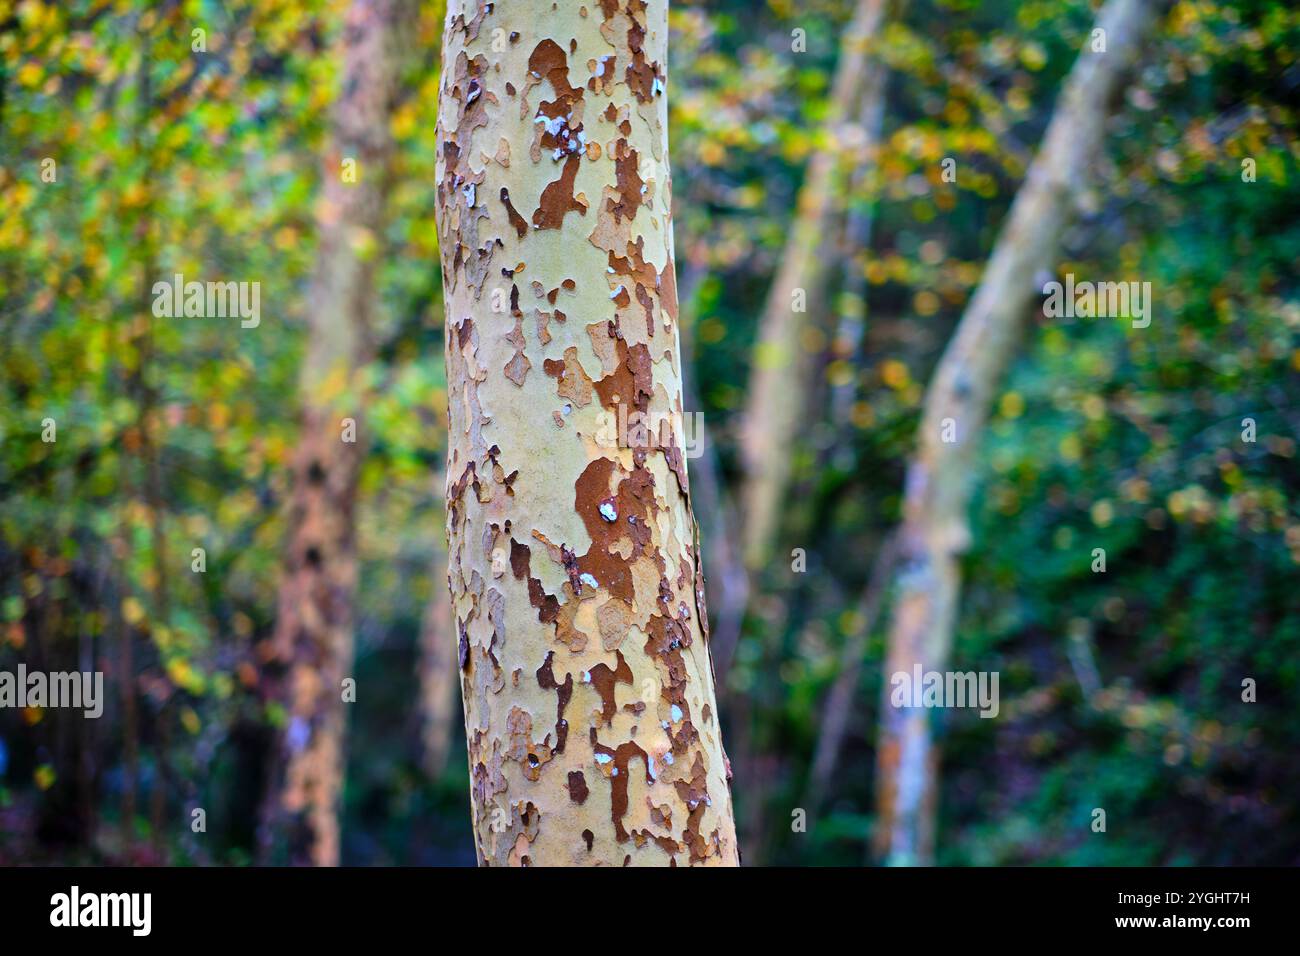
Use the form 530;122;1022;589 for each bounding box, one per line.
999;391;1025;419
122;596;146;626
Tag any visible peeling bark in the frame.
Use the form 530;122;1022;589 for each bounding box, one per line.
737;0;889;570
874;0;1162;865
262;0;407;867
435;0;738;866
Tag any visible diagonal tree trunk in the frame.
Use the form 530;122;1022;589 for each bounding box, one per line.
826;46;889;439
262;0;406;867
737;0;889;571
874;0;1163;866
724;0;897;854
435;0;739;866
791;10;896;792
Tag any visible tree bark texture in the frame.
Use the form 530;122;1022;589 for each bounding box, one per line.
435;0;739;866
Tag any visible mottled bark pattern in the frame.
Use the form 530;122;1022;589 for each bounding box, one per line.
264;0;403;867
875;0;1160;865
436;0;739;866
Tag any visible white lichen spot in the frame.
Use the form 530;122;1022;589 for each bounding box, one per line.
579;572;599;589
594;752;613;765
670;704;683;722
599;501;617;522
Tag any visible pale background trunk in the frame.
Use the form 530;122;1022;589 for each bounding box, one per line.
727;0;895;861
874;0;1162;865
262;0;407;867
737;0;889;571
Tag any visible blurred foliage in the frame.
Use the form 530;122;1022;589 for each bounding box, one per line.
1;0;1297;865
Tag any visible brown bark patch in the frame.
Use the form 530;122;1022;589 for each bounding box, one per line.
499;187;529;238
587;649;634;724
536;650;573;755
532;153;586;230
543;346;595;407
568;770;590;804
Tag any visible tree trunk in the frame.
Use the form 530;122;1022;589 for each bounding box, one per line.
435;0;739;866
826;41;889;438
874;0;1162;865
262;0;405;867
790;8;896;788
737;0;889;570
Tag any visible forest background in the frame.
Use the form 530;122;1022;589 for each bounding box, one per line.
1;0;1297;865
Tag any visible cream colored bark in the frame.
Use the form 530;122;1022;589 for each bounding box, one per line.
263;0;406;866
738;0;889;570
874;0;1161;865
435;0;738;866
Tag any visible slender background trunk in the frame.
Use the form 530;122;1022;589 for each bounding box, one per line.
875;0;1163;866
737;0;889;571
435;0;739;866
262;0;406;867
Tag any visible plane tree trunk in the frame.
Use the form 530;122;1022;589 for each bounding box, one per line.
434;0;739;866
